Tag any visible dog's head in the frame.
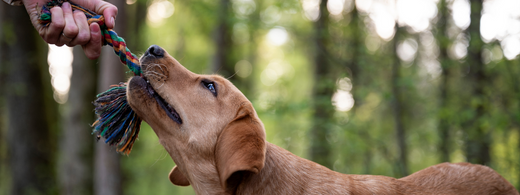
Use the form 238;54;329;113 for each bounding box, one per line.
127;45;266;191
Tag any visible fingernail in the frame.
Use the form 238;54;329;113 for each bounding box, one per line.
91;24;100;33
63;2;70;9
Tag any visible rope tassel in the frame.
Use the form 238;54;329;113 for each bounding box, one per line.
39;0;142;154
92;83;141;154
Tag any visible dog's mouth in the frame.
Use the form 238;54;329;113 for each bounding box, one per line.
142;77;183;125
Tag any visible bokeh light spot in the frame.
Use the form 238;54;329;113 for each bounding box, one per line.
235;60;253;78
267;26;289;46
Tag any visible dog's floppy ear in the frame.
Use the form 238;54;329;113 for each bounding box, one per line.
215;103;266;192
169;165;190;186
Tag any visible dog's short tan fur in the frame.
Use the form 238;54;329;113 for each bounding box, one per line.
127;45;519;195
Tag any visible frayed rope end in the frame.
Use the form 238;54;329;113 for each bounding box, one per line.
40;0;144;154
92;83;142;155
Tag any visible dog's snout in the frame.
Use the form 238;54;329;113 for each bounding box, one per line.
145;45;164;57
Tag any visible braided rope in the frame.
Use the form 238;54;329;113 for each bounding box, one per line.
39;0;141;75
38;0;142;154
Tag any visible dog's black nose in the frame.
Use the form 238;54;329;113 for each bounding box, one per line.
145;45;164;57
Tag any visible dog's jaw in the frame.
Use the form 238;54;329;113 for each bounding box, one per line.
127;77;225;194
127;76;190;170
127;76;182;124
127;76;154;119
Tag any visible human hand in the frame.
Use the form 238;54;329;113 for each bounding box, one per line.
22;0;118;59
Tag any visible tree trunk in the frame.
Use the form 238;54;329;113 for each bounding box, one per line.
345;5;372;173
2;5;57;195
347;5;363;111
0;3;7;193
213;0;233;76
506;59;520;189
242;0;261;97
309;0;334;169
127;0;147;50
94;1;127;195
391;26;408;177
58;46;97;195
464;0;490;165
436;0;452;163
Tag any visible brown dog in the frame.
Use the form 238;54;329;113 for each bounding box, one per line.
127;45;519;195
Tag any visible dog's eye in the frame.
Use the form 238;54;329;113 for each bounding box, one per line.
207;83;215;92
202;80;217;96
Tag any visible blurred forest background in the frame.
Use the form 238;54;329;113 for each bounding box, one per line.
1;0;520;194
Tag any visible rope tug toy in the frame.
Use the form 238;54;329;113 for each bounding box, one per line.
39;0;142;154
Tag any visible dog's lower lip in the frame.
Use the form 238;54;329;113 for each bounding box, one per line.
153;93;183;125
143;77;182;124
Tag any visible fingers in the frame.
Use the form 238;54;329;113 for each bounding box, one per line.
45;6;65;44
67;11;90;46
83;23;102;59
103;6;118;29
93;0;118;29
30;0;112;59
57;2;78;46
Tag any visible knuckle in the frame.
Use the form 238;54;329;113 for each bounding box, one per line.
74;11;86;19
66;25;79;36
104;5;118;18
108;5;118;15
50;7;61;13
76;32;90;45
53;21;65;30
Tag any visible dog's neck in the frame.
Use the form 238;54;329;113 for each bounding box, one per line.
172;142;405;195
171;141;348;195
161;138;228;195
237;143;410;195
233;142;352;194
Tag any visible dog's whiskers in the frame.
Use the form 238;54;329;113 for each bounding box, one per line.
143;63;169;90
144;71;165;79
226;71;238;80
150;150;169;168
144;70;166;81
156;82;165;89
143;63;168;78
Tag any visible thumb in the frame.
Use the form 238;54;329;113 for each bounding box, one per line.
94;1;118;29
83;23;103;59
